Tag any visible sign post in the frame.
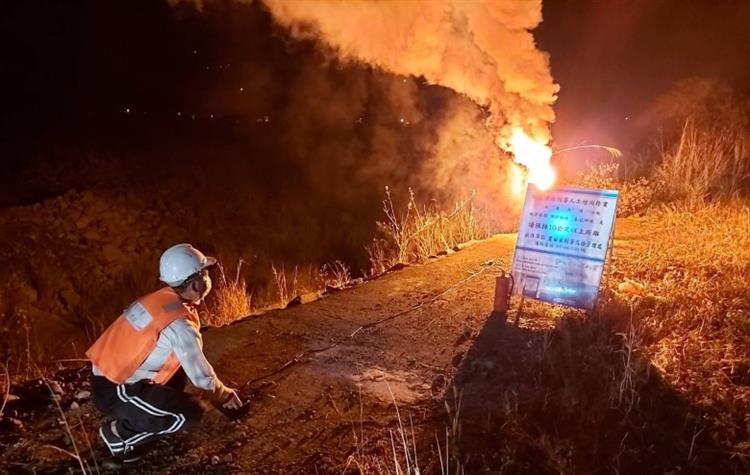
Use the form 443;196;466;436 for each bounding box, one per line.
510;186;619;311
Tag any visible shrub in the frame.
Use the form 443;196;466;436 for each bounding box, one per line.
574;162;655;216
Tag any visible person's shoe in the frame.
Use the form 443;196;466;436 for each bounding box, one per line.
99;420;125;455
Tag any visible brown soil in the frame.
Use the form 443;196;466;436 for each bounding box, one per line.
1;223;744;474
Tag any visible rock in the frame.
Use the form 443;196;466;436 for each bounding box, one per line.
49;380;64;395
69;401;79;411
431;373;447;390
87;200;108;216
2;417;24;431
102;244;126;263
59;288;80;310
83;229;101;241
75;216;91;229
11;276;38;304
211;455;220;465
451;352;464;367
618;279;646;296
223;453;233;463
460;323;472;339
75;390;91;401
286;296;303;308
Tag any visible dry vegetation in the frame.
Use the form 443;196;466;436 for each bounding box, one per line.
204;189;489;327
366;187;489;276
550;95;750;469
369;200;750;473
656;118;750;205
574;161;656;216
575;79;750;216
610;202;750;457
204;261;253;327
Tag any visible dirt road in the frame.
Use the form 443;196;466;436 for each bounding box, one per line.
196;234;520;473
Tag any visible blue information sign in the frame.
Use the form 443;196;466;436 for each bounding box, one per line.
510;185;619;310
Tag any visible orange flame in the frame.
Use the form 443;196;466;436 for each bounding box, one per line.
508;128;555;191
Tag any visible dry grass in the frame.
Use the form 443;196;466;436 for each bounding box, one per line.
205;260;331;326
367;187;489;276
656;117;750;206
343;384;465;475
610;201;750;456
320;260;352;289
0;358;10;418
613;311;643;415
205;261;253;327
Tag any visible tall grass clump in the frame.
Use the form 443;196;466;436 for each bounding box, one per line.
366;187;489;275
642;77;750;206
205;261;252;327
656;118;750;206
319;260;352;289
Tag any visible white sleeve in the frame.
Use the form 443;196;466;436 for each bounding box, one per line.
161;318;220;391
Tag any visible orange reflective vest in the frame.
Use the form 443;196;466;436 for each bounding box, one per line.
86;287;200;385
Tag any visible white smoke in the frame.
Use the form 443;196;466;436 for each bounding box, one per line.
261;0;558;144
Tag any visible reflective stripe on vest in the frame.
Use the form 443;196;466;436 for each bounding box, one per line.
86;287;200;385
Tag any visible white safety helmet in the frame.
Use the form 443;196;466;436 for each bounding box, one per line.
159;243;217;287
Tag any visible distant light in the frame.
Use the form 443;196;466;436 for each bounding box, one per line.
177;112;181;117
210;114;214;119
193;50;198;54
239;87;244;92
124;108;131;114
205;66;210;70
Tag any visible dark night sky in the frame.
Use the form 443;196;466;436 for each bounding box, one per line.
1;0;749;179
538;0;750;153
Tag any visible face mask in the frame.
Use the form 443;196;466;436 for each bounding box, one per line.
200;273;212;301
187;270;212;304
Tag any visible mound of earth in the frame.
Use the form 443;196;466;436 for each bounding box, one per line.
0;189;181;358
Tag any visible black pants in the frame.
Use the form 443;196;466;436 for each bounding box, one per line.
91;369;204;453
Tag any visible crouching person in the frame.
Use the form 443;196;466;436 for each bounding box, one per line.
86;243;243;467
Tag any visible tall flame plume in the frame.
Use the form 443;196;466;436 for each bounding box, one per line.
508;128;556;191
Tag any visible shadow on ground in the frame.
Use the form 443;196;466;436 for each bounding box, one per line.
446;307;744;474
